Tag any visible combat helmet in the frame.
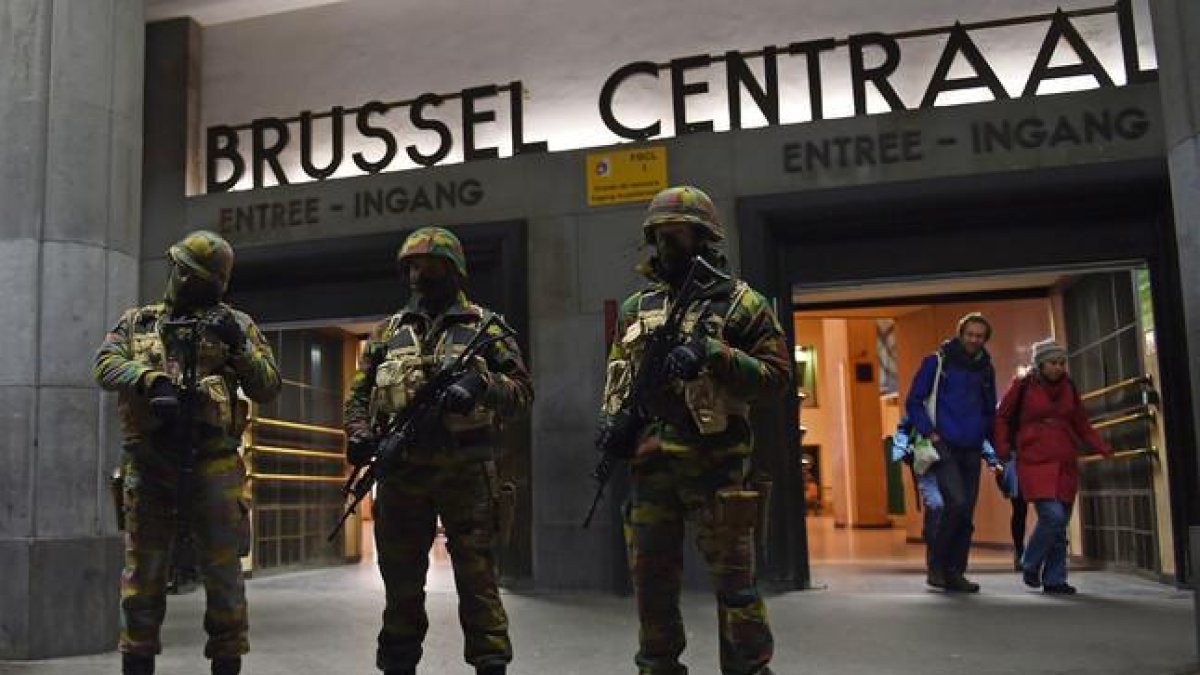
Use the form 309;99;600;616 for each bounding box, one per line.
397;226;468;278
168;230;234;290
642;185;724;244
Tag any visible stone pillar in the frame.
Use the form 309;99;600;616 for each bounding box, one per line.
0;0;144;659
1149;0;1200;659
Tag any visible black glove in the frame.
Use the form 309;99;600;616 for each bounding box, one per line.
443;371;487;415
664;340;707;381
594;410;639;459
146;376;180;420
210;310;247;354
346;433;378;467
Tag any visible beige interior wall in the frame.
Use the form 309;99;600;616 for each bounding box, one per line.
845;319;891;526
822;320;852;526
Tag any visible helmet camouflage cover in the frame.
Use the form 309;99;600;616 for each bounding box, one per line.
642;185;724;244
397;226;468;278
168;230;234;290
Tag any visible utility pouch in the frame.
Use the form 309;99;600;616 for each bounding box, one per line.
752;473;774;548
715;488;761;532
237;499;252;557
484;461;515;547
497;481;517;548
110;466;126;531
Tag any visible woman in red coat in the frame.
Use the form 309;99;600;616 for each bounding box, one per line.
994;339;1112;595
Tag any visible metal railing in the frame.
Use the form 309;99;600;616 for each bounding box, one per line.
1079;446;1158;463
1079;375;1153;402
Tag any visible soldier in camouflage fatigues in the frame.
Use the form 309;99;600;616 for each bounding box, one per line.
344;227;533;675
94;231;281;675
597;186;791;675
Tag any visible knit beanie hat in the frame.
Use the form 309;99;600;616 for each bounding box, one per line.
1032;338;1067;366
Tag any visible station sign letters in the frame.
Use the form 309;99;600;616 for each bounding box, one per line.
780;105;1152;174
213;178;484;238
207;0;1154;194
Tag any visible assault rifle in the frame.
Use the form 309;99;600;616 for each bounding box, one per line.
328;313;517;542
155;312;211;593
582;256;731;528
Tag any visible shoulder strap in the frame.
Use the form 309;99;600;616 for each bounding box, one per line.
1007;375;1033;454
719;280;751;320
925;351;944;427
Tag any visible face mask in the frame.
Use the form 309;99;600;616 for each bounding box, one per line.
655;233;694;284
166;266;221;310
411;274;457;305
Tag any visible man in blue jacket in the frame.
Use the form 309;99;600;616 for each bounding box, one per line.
905;313;997;592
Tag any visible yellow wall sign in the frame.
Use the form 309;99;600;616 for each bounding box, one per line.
586;146;668;206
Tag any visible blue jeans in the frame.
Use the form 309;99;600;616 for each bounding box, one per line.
1024;499;1073;586
917;473;943;571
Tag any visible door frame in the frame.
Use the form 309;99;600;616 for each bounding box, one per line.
737;159;1196;586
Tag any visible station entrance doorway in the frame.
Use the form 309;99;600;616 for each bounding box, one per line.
792;266;1170;582
739;162;1196;588
224;221;532;584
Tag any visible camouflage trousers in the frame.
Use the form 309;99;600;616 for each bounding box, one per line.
373;459;510;671
624;448;773;675
119;446;249;659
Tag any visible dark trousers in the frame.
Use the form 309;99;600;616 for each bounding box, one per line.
928;445;982;576
1010;497;1028;558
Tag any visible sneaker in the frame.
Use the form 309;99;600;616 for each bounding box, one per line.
943;575;980;593
1043;583;1077;595
1022;567;1042;589
926;570;946;589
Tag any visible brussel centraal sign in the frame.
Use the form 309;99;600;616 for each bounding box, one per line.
207;0;1155;194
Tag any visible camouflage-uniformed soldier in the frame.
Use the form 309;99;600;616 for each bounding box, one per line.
94;231;281;675
597;186;791;675
344;226;533;675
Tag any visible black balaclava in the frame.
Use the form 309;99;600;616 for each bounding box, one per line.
653;227;703;288
409;261;459;314
165;264;221;312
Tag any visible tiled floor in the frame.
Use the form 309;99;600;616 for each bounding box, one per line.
2;518;1194;675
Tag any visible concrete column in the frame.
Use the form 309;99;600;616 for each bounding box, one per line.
0;0;144;659
1149;0;1200;658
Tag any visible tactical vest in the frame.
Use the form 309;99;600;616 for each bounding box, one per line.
370;310;494;435
126;305;244;438
610;282;751;435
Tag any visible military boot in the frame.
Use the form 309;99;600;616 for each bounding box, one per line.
211;657;241;675
121;653;154;675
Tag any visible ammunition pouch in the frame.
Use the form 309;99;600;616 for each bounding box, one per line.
683;375;750;435
198;374;233;431
715;487;761;532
